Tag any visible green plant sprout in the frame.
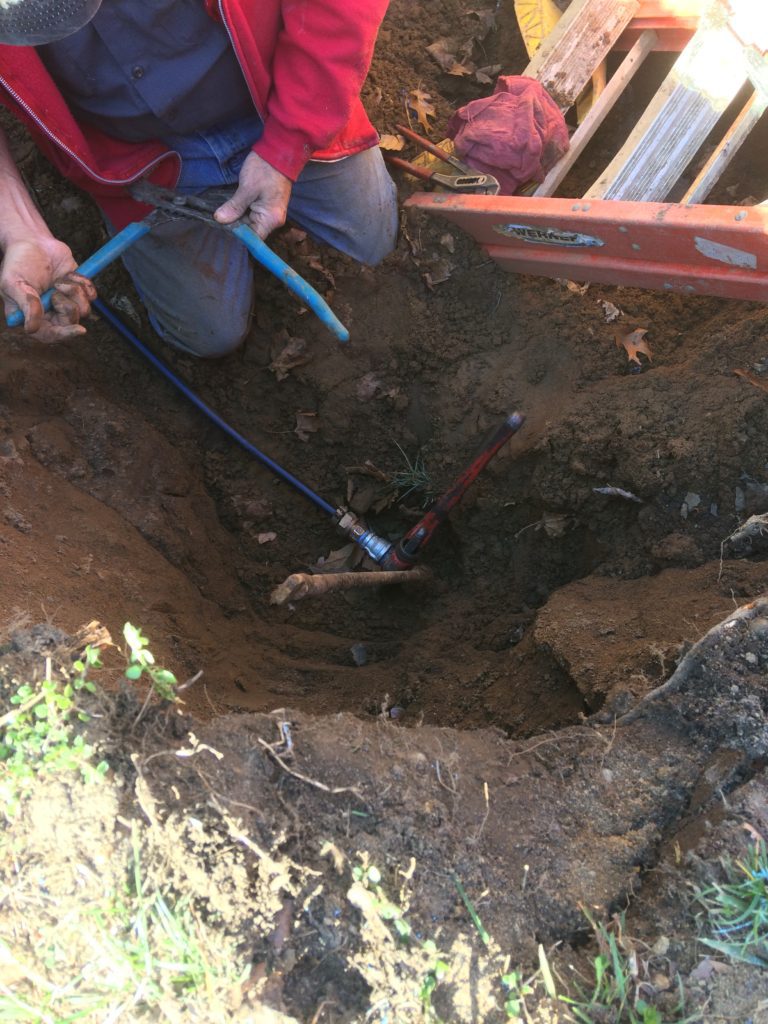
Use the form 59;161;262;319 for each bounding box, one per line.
558;910;697;1024
390;442;433;505
123;623;179;725
0;643;108;814
693;837;768;966
123;623;178;700
501;967;535;1019
352;856;452;1021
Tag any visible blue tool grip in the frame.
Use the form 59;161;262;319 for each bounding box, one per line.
5;220;153;329
231;223;349;343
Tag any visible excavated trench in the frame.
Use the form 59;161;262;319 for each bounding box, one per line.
6;22;768;1017
2;71;768;739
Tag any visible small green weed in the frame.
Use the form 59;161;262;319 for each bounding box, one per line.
390;442;433;505
352;858;412;941
501;967;535;1019
123;622;178;699
123;622;179;724
0;643;107;814
693;836;768;966
559;910;697;1024
352;856;451;1020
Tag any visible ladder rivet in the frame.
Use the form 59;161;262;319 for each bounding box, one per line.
735;210;747;221
632;243;641;250
572;203;581;211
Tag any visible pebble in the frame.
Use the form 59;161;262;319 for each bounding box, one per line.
350;642;368;667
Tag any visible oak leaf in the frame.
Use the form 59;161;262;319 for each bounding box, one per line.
615;327;652;365
407;88;436;133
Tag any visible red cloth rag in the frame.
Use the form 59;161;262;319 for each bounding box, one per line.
446;75;569;194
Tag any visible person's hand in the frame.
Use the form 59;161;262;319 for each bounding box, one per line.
0;237;96;342
214;151;292;239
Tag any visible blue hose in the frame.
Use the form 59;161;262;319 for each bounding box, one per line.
92;298;338;519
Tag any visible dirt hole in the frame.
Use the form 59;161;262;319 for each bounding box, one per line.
5;4;768;1020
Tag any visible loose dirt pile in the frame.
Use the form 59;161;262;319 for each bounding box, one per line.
3;1;768;1020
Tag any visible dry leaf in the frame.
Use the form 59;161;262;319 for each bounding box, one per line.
379;133;405;151
356;372;383;402
312;543;363;575
440;232;455;253
600;299;621;322
475;63;501;84
734;367;768;393
426;38;475;75
615;328;652;365
346;475;377;515
308;255;335;291
466;8;498;39
541;512;569;538
425;38;458;70
407;88;436;133
423;258;454;288
257;532;277;545
269;334;311;381
557;278;589;295
294;410;319;442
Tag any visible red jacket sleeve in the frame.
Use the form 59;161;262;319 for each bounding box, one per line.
252;0;389;181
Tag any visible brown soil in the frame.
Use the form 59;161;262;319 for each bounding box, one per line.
4;1;768;1021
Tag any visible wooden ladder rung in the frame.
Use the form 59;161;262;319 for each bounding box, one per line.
682;91;768;204
585;8;749;201
524;0;640;111
534;29;658;197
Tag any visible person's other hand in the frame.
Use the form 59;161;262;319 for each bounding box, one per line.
214;151;292;239
0;237;96;342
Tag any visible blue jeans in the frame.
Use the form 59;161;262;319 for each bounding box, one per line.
117;113;398;356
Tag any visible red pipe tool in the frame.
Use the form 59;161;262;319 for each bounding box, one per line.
379;412;525;570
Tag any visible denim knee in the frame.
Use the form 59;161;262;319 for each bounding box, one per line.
149;306;251;358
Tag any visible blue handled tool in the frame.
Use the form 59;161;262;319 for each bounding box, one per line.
6;182;349;342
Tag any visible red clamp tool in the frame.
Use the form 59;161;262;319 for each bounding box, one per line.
385;122;500;195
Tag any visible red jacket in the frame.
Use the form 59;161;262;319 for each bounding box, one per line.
0;0;388;229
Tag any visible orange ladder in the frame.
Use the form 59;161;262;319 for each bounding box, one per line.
406;0;768;302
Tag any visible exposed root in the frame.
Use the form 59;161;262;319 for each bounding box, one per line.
270;564;433;605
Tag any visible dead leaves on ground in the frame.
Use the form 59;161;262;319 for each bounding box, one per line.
378;133;405;151
424;6;500;84
269;330;311;381
406;88;437;133
615;327;653;366
426;38;475;77
294;411;319;442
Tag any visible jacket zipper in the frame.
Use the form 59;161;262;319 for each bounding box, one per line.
216;0;342;164
217;0;266;122
0;75;178;185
